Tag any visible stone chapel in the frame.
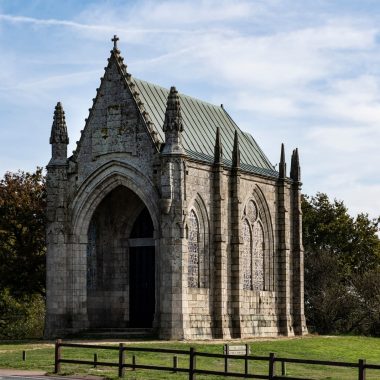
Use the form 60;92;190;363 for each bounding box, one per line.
45;36;308;339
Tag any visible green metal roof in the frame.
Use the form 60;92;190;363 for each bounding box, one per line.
132;78;278;178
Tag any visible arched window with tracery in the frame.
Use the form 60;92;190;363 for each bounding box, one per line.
242;200;265;291
242;219;252;290
188;209;199;288
252;222;264;290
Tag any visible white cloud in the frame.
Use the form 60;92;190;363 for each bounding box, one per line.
0;13;199;39
0;0;380;220
233;92;299;117
339;184;380;218
80;0;260;26
308;125;379;153
0;13;110;30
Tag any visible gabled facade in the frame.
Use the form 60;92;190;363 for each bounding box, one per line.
45;37;308;339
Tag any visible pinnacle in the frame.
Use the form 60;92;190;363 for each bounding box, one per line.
280;143;285;164
232;130;240;168
214;127;223;164
279;143;286;179
163;86;183;132
290;148;301;181
50;102;69;144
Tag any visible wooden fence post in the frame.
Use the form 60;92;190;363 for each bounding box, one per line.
244;344;249;376
118;343;125;378
54;339;61;374
93;353;97;368
22;351;26;361
359;359;366;380
132;355;136;371
189;347;196;380
224;344;228;374
281;360;287;376
268;352;276;380
173;355;178;373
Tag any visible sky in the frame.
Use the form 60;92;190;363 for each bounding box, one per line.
0;0;379;220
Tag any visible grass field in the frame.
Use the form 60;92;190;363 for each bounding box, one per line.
0;335;379;379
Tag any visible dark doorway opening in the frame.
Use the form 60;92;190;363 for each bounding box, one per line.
86;187;156;330
129;207;155;328
129;246;155;327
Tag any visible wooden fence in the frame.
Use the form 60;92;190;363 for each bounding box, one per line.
54;339;380;380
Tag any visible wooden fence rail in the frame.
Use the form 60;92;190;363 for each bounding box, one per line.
54;339;380;380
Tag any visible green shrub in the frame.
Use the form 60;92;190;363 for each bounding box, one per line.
0;289;45;339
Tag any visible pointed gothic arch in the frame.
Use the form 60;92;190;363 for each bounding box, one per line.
187;194;210;288
242;219;252;290
85;185;156;328
251;219;264;291
67;161;160;329
252;185;275;291
188;209;200;288
242;186;274;291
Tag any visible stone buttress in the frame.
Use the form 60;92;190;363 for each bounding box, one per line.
212;127;230;338
229;131;243;338
45;102;70;337
159;86;187;339
290;149;308;335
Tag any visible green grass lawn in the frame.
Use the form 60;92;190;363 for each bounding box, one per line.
0;336;379;379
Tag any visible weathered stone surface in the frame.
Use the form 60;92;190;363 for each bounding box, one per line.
45;39;307;340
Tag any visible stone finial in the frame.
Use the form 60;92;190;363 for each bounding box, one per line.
232;130;240;169
163;87;183;133
214;127;223;164
112;35;119;50
290;148;301;182
50;102;69;145
162;86;184;155
279;143;286;179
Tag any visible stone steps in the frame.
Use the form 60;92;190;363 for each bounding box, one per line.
75;327;158;340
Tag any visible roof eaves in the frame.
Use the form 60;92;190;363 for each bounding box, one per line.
184;149;278;178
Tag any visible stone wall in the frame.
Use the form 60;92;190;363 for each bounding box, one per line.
45;44;307;340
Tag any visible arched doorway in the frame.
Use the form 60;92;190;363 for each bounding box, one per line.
86;185;155;329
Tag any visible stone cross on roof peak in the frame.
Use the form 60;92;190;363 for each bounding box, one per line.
112;35;119;50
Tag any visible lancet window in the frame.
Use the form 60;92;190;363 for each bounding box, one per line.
252;222;264;290
242;220;252;290
242;200;265;291
188;210;199;288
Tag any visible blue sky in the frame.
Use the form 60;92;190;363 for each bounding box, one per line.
0;0;379;219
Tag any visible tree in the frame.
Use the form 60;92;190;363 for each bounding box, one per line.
0;288;45;339
302;193;380;335
0;168;46;297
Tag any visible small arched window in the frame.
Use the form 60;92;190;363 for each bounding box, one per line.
188;210;199;288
